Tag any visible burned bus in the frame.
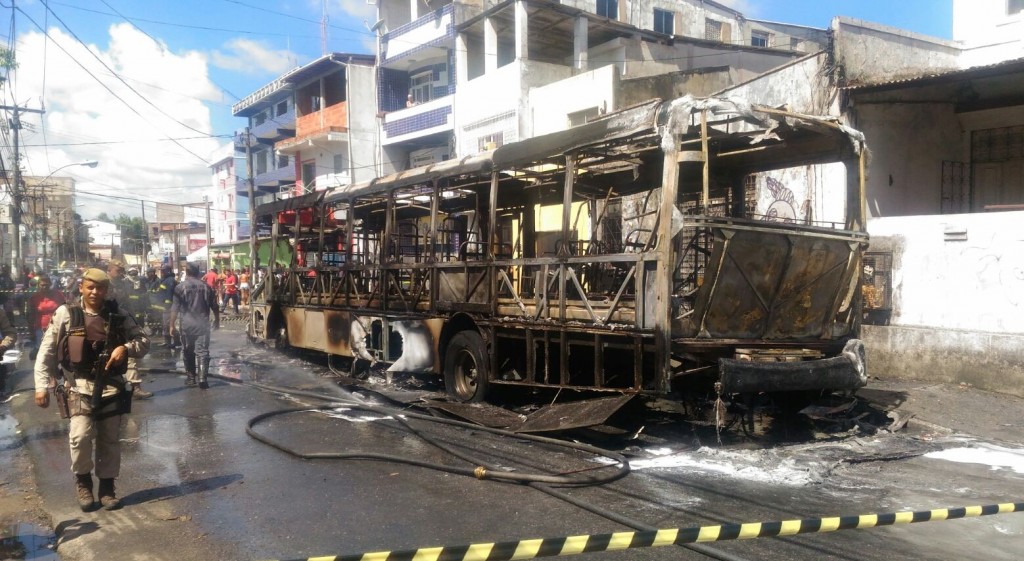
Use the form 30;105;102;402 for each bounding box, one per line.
247;96;869;406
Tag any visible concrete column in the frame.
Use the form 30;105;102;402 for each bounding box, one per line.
456;32;469;85
410;0;419;21
573;16;588;72
485;16;498;73
515;0;529;61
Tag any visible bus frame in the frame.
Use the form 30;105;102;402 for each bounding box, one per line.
247;95;869;404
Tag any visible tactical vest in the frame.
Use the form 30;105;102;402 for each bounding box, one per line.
56;301;127;379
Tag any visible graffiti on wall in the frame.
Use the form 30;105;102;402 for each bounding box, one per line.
760;176;811;224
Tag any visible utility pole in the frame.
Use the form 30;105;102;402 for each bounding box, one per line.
1;103;46;272
140;200;148;267
246;127;258;277
204;195;212;269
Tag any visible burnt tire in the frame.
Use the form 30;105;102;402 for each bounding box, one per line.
444;330;489;403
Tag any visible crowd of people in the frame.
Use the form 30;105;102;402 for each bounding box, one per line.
11;257;244;513
0;255;283;514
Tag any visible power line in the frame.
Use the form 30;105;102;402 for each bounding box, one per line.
54;1;320;41
19;135;233;147
15;3;213;165
96;0;245;103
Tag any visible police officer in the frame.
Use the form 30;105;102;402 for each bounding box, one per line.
170;263;219;388
107;260;153;399
33;268;150;511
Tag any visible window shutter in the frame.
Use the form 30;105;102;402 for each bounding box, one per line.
720;21;732;43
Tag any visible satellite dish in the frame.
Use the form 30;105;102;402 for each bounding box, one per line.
369;19;386;33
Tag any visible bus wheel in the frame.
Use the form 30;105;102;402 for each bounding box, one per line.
444;331;489;403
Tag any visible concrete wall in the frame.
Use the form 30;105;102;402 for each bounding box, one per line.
618;67;733;106
864;211;1024;397
868;211;1024;334
832;17;960;85
348;64;380;183
863;325;1024;397
455;59;573;155
626;39;797;81
529;64;617;136
717;52;832;115
850;101;966;218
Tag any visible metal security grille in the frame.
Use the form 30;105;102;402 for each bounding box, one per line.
941;161;968;214
862;251;892;325
971;125;1024;163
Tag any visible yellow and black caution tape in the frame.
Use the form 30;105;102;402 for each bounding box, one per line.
270;502;1023;561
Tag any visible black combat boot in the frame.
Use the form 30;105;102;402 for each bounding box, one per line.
75;473;96;512
198;363;209;390
185;372;197;387
98;478;121;510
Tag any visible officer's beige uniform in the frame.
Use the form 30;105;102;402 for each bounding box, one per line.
34;303;149;478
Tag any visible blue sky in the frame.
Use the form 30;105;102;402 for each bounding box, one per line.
2;0;954;218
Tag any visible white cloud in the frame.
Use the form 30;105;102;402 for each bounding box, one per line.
14;23;222;220
209;38;298;75
334;0;377;24
332;0;379;53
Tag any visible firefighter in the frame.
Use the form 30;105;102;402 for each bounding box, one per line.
152;266;177;348
33;268;150;511
170;263;219;388
107;260;153;399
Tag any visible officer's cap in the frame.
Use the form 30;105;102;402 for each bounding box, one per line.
108;259;126;271
82;268;110;285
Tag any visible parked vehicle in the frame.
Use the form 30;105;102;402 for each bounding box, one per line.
247;95;869;407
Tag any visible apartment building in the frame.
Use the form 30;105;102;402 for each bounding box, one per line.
232;71;299;206
232;53;377;204
208;139;250;245
374;0;810;173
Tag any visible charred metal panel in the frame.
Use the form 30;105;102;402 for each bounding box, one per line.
283;307;307;348
681;218;866;340
514;395;634;433
324;310;353;356
437;269;490;307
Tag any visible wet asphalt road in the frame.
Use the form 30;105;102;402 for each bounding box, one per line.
3;322;1023;561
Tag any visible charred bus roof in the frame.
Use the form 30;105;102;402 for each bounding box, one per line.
256;95;866;219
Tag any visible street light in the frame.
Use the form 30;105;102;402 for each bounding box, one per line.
14;160;100;271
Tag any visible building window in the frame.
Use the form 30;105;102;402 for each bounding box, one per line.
333;153;348;174
478;132;504;152
277;154;289;169
276;100;288;117
410;71;433;104
1010;0;1024;15
596;0;616;19
751;30;770;47
567;107;601;128
705;19;722;40
790;37;801;50
653;8;674;35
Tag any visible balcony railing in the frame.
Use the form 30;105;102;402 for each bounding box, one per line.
252;107;297;142
254;165;295;188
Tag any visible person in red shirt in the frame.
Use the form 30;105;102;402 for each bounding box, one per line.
27;275;65;360
221;269;240;314
202;268;218;290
